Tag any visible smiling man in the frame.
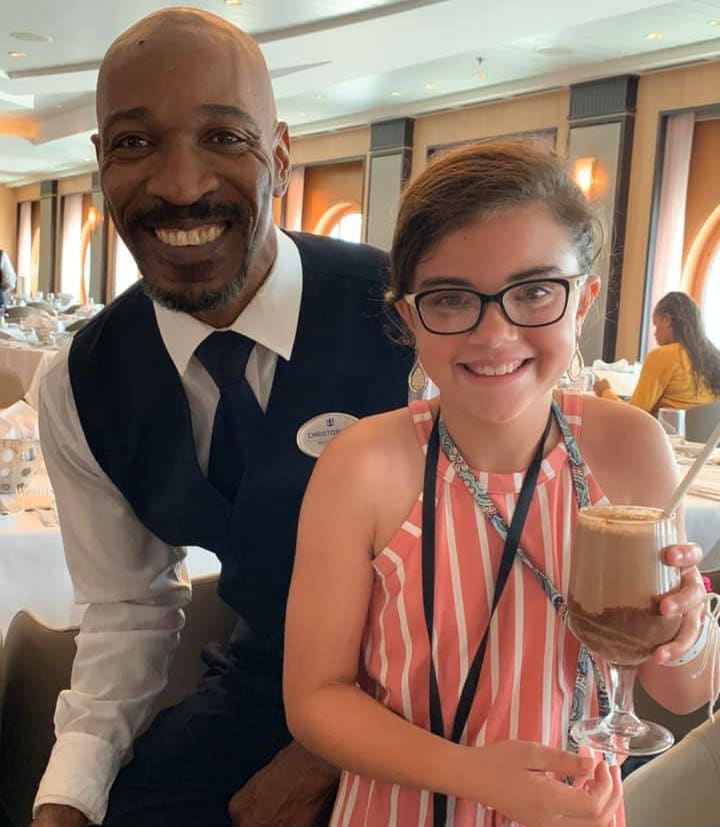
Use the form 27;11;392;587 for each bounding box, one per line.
31;8;410;827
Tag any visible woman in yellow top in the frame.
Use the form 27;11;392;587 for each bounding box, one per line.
594;291;720;415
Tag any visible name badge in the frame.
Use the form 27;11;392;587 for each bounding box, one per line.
296;412;359;458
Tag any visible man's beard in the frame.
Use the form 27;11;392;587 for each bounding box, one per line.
126;198;253;313
141;259;249;314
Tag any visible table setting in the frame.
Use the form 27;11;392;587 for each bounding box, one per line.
0;400;220;633
0;295;104;407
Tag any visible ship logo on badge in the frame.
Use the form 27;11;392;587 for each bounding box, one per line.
296;412;359;458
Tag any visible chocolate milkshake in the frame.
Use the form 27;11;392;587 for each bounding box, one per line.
568;505;681;666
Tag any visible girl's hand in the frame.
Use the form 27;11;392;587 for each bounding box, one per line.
593;379;611;397
654;542;706;665
471;741;622;827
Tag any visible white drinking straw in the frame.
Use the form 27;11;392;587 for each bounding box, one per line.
664;420;720;516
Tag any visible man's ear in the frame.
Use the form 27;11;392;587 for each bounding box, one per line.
271;122;291;199
91;133;102;166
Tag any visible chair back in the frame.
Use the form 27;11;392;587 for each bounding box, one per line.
685;402;720;444
0;574;236;827
623;712;720;827
3;306;31;321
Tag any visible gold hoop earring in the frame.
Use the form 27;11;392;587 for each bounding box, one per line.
567;343;585;382
408;359;428;394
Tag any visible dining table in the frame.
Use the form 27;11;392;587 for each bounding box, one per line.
0;488;221;634
0;340;58;408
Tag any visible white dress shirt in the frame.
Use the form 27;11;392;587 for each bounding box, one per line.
34;228;302;824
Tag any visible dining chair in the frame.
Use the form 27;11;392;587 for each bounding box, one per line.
623;712;720;827
2;307;32;321
25;301;56;316
0;573;237;827
685;401;720;444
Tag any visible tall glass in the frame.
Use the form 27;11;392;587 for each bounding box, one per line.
568;505;681;755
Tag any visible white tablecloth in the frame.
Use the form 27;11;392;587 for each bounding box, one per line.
683;463;720;571
0;510;220;633
0;343;57;407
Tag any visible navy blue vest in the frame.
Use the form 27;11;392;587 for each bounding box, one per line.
68;232;411;647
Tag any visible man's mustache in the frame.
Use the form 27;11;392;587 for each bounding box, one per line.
129;199;249;229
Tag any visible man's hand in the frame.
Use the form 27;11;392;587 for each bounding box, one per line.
228;739;339;827
31;804;89;827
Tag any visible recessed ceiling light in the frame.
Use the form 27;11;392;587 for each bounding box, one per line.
10;31;52;43
224;0;241;5
535;45;575;56
8;51;26;58
646;32;663;40
474;72;486;81
424;83;437;91
709;19;720;26
390;90;401;96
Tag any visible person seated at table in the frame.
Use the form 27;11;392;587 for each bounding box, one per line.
594;292;720;415
0;250;17;311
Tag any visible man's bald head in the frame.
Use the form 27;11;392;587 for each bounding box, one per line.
96;7;277;128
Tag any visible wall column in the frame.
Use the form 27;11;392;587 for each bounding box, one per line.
365;118;414;250
37;180;57;296
567;75;638;362
88;171;108;303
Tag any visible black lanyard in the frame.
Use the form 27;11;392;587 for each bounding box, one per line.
421;410;553;826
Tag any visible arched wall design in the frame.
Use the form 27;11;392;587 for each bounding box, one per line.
313;201;361;236
682;204;720;302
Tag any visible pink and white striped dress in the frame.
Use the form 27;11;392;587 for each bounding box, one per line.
331;392;624;827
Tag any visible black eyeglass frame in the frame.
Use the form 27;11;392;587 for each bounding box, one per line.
403;274;588;335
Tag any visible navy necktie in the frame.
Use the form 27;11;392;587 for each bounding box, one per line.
195;331;264;502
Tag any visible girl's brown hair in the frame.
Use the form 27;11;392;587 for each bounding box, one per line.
387;140;602;320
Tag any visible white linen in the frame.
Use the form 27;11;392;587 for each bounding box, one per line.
0;399;39;439
34;228;303;825
592;358;642;398
0;508;219;633
0;342;57;407
683;462;720;570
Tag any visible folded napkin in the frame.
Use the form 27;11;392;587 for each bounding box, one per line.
592;358;637;373
0;400;39;439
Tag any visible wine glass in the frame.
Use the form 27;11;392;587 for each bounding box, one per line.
567;505;681;755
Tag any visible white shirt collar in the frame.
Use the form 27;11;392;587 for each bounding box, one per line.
154;227;302;377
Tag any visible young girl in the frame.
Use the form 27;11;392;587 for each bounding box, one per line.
595;291;720;414
283;143;710;827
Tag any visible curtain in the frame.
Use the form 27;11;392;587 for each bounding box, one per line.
16;201;32;296
284;166;305;231
60;193;84;297
646;112;695;351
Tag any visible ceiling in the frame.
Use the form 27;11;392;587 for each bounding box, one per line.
1;0;720;185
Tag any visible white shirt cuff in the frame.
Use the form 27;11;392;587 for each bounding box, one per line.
34;732;123;825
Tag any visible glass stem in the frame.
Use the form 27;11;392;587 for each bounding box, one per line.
604;664;647;737
610;664;637;716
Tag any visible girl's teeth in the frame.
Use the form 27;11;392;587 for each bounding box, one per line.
467;362;522;376
154;224;225;247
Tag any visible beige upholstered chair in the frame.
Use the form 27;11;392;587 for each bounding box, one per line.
2;306;32;321
623;713;720;827
685;401;720;444
624;569;720;826
0;574;237;827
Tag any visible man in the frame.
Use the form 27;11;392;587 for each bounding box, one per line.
31;8;410;827
0;249;17;310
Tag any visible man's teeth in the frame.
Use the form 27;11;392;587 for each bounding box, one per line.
154;224;225;247
466;361;523;376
